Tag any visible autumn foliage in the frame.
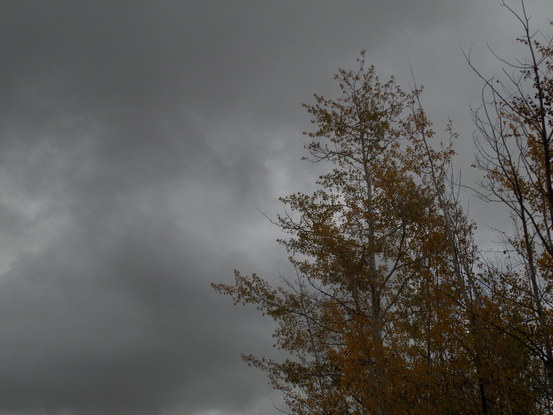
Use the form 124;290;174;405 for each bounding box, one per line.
213;3;553;414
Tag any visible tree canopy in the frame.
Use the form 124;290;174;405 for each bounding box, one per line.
213;3;553;414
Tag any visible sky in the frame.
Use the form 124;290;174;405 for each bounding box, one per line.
0;1;551;414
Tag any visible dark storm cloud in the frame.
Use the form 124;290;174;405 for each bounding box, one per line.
0;1;550;414
0;3;279;413
0;214;274;414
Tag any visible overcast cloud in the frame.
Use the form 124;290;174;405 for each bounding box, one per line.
0;1;551;414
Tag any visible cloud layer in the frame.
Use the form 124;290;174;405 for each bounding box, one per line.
0;1;550;414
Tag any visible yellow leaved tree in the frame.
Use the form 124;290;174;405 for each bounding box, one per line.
213;54;506;414
213;4;552;412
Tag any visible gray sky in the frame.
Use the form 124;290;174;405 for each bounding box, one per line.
0;1;550;414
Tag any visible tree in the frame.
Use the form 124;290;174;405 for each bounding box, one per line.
470;1;553;410
214;55;486;414
213;2;552;413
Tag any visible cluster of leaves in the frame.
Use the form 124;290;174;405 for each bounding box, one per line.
213;3;553;414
